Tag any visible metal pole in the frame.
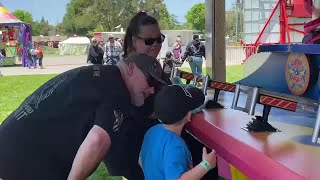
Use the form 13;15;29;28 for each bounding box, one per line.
205;0;226;82
202;75;209;95
193;75;198;86
235;3;238;41
174;68;179;77
231;84;241;109
170;65;175;80
312;104;320;143
279;0;286;43
248;87;259;116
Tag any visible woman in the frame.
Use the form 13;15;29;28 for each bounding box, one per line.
183;34;206;77
103;12;165;180
173;38;182;61
123;12;164;59
103;12;217;180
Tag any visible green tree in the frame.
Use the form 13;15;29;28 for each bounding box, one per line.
39;17;51;36
138;0;179;30
62;3;76;35
225;10;236;38
168;16;181;30
185;3;205;33
12;9;33;24
13;10;42;36
53;23;64;36
225;2;244;41
89;0;138;32
62;0;179;35
31;21;41;36
62;0;96;36
62;0;136;35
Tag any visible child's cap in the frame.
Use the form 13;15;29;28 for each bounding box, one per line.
154;85;205;124
165;51;172;57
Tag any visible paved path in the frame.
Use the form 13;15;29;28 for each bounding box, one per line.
0;55;88;76
0;55;193;76
0;65;88;76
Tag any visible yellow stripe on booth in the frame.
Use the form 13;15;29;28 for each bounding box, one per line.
230;165;250;180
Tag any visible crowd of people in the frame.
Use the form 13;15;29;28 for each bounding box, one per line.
162;35;206;80
0;11;214;180
87;34;123;65
0;43;44;76
26;42;44;69
88;24;206;82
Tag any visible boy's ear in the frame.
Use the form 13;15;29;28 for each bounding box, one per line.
185;112;192;123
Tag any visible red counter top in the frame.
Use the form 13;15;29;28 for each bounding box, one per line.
186;108;320;180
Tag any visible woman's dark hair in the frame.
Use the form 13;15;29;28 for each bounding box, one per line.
123;12;159;58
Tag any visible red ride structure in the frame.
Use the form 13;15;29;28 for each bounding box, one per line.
244;0;317;60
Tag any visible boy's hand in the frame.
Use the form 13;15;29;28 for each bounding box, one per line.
181;56;186;62
202;147;217;169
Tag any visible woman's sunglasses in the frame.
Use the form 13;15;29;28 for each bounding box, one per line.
135;34;165;46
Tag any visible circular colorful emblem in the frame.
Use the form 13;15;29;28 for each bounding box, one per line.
285;53;310;96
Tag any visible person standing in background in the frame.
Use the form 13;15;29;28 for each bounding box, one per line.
36;43;44;69
104;34;122;65
172;37;182;61
118;39;124;48
88;38;104;65
182;34;206;77
0;34;6;59
99;41;105;49
30;44;38;68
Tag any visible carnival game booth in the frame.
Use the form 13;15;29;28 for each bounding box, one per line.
175;0;320;179
0;3;32;67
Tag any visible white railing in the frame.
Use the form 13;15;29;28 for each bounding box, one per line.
226;46;245;65
225;45;257;65
161;45;257;65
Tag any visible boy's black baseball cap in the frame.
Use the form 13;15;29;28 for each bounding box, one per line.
154;85;205;124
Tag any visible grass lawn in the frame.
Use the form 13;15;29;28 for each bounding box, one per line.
0;74;122;179
180;64;244;83
0;74;57;121
0;64;243;179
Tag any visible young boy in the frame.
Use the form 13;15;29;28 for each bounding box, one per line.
139;85;217;180
163;51;174;79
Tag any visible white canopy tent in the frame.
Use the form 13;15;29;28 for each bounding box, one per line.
59;37;90;55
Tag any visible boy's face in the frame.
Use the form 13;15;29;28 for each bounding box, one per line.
127;63;155;106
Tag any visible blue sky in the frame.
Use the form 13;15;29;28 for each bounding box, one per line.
1;0;235;24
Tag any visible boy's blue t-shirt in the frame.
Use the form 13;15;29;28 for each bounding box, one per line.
140;124;193;180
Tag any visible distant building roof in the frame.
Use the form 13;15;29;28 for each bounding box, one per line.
32;35;68;42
